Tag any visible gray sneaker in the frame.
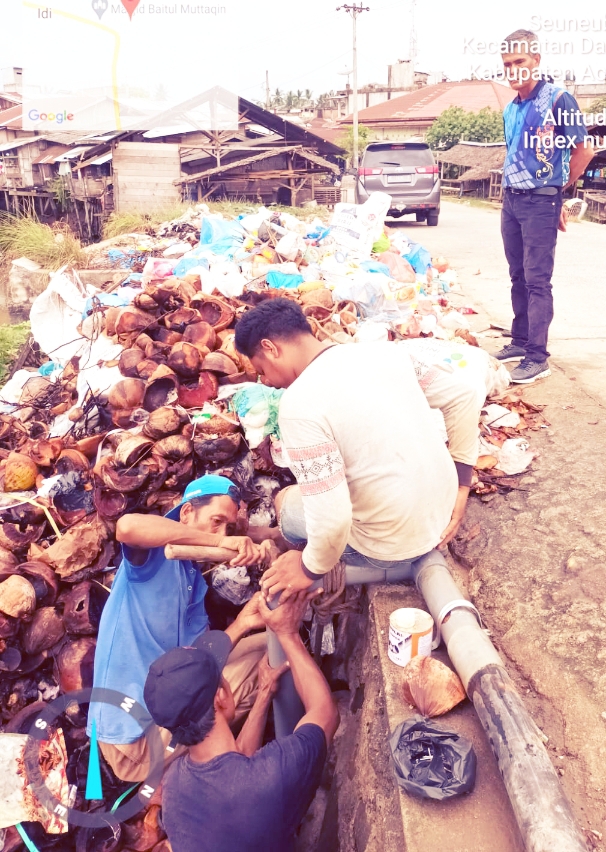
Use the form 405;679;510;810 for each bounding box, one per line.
494;343;526;362
510;358;551;384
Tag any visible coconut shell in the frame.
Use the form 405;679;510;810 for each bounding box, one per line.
18;561;59;606
93;485;129;521
177;372;219;408
201;352;239;376
0;613;18;639
401;655;466;717
151;434;192;461
143;374;180;411
194;414;239;437
168;342;202;378
143;407;185;440
119;348;146;378
153;327;183;346
4;452;39;492
115;306;152;337
134;292;158;312
0;575;37;618
75;433;107;460
53;449;90;476
100;461;150;493
183;321;216;352
55;637;96;692
38;514;109;580
20;376;51;406
164;307;202;331
0;520;45;551
28;438;64;468
59;581;106;636
105;306;121;336
0;548;18;578
23;607;65;656
193;433;242;466
108;378;146;411
137;358;165;381
114;435;154;468
191;295;235;331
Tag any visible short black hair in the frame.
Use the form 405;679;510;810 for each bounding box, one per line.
169;706;216;746
234;299;313;358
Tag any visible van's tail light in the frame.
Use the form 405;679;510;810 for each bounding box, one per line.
415;165;439;174
358;168;383;176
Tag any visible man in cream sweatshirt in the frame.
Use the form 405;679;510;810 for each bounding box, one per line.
235;299;480;599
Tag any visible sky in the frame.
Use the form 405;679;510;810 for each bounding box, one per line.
1;0;606;113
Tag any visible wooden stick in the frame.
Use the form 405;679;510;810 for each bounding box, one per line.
165;544;238;563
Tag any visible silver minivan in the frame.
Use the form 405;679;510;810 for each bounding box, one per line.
356;141;441;225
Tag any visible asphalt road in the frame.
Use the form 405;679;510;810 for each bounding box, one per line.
392;199;606;403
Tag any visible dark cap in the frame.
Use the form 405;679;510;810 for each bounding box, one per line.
144;630;232;736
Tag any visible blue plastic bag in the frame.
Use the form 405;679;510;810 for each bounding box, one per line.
199;218;245;258
173;248;211;278
403;242;432;274
266;271;304;290
360;260;391;276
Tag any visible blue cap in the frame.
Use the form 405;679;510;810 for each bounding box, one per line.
164;475;241;521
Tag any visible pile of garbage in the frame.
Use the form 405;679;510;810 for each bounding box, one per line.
0;193;541;847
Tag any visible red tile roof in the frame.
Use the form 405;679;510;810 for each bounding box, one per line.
341;80;514;125
0;105;23;129
304;117;346;147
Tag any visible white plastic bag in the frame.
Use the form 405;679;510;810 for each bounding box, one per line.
29;267;97;365
497;438;535;475
212;565;254;605
329;192;392;258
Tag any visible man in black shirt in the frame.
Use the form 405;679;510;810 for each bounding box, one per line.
144;590;339;852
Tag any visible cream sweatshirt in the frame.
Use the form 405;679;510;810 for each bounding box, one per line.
278;342;480;576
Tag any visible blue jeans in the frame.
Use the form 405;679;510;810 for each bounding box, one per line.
278;485;419;575
501;188;563;362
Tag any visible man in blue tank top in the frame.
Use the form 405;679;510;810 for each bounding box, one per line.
494;29;595;383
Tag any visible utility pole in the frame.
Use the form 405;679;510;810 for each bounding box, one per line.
265;70;270;110
336;4;370;172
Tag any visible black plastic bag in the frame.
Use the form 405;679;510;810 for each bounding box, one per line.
389;715;477;800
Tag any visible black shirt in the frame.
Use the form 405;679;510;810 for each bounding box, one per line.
161;724;327;852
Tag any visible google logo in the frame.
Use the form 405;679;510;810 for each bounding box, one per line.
28;109;74;124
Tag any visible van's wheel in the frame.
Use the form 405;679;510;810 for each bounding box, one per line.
415;212;426;222
427;211;439;226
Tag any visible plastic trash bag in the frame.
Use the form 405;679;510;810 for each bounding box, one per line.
389;715;477;800
212;564;254;605
230;384;284;448
199;217;245;258
403;242;432;274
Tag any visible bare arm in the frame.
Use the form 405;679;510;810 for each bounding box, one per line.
565;143;596;189
236;656;289;756
259;592;340;746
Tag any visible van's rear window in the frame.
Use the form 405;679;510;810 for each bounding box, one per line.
363;146;434;167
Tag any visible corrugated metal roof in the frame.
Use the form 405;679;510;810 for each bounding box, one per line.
0;105;24;129
90;151;112;165
340;80;514;125
0;136;43;153
32;144;72;164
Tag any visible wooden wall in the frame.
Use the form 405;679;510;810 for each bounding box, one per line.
112;141;181;212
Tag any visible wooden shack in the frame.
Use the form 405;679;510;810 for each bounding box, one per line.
436;142;506;198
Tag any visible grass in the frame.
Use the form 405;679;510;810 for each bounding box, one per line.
102;198;328;239
0;214;86;270
0;322;31;384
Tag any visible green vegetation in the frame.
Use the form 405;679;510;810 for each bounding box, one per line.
0;322;31;384
0;214;85;270
426;106;505;151
588;95;606;113
335;124;374;161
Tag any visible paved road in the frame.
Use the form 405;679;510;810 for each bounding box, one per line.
392;199;606;402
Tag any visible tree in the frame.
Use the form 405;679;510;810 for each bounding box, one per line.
426;106;504;150
589;95;606;113
335;124;374;162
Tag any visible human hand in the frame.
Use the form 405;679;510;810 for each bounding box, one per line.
222;535;262;566
260;550;314;602
438;486;470;549
257;654;289;699
234;592;265;634
258;588;322;635
558;205;568;232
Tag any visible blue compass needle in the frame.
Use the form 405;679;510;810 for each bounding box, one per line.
85;719;104;800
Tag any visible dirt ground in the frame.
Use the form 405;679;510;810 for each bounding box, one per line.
410;202;606;843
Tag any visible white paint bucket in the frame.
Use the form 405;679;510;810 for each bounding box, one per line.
388;607;434;668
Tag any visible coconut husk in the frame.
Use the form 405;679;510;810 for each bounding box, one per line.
0;575;37;618
108;378;146;411
4;453;39;492
193;433;242;466
201;352;239;377
28;438;64;468
153;327;183;346
134;292;158;312
119;348;146;378
144;373;180;411
35;514;110;581
114;306;153;337
151;434;192;461
23;607;65;655
93;485;129;521
54;637;96;692
122;804;164;851
0;519;46;551
59;581;107;636
19;376;52;406
177;372;218;408
0;613;19;639
99;460;150;493
168;342;202;378
183;321;216;352
402;655;466;717
18;561;59;606
191;295;235;331
53;449;90;476
164;307;202;331
194;414;239;437
114;435;154;468
164;457;194;490
143;407;186;440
